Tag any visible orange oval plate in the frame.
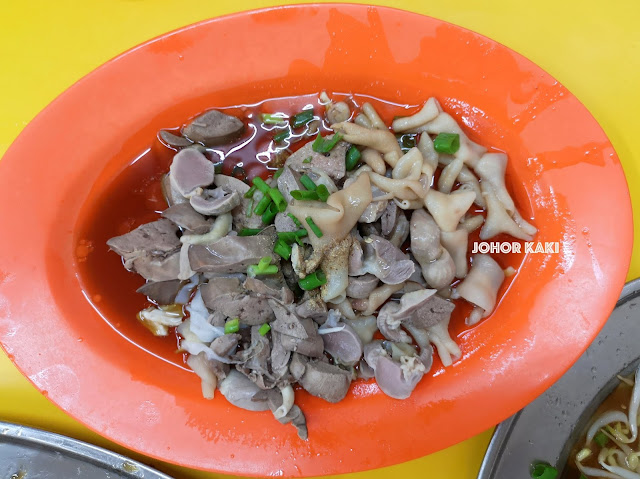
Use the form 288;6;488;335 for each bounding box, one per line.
0;4;632;476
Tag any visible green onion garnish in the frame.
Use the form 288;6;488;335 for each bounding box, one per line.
247;256;278;277
288;213;302;228
594;431;609;447
244;185;257;199
277;229;308;244
316;184;330;202
272;168;284;181
239;228;262;236
252;176;270;194
530;462;558;479
273;130;290;143
224;318;240;334
306;217;323;237
253;194;272;215
273;239;292;260
291;190;319;201
268;188;287;212
345;145;361;171
261;113;287;125
258;323;271;336
298;271;327;291
302;156;312;164
300;174;317;191
579;475;587;479
291;109;314;128
246;198;254;217
262;201;278;224
433;132;460;154
312;133;343;153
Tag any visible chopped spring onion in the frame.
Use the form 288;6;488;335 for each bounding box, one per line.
273;130;290;143
246;198;254;217
253;194;272;215
298;270;327;291
291;190;319;201
291;109;314;128
262;201;278;224
261;113;288;125
239;228;262;236
433;132;460;154
530;463;558;479
258;323;271;336
299;174;317;191
302;156;312;164
316;184;330;202
594;430;609;447
306;217;323;237
272;168;284;181
312;132;343;153
273;239;292;260
244;185;257;198
252;176;271;194
277;229;308;244
345;145;361;171
268;188;287;212
579;475;587;479
288;213;302;228
224;318;240;334
247;256;278;277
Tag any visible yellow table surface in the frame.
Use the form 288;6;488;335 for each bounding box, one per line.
1;1;638;477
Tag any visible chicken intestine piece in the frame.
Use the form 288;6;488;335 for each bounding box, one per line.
361;148;387;175
273;384;295;419
422;247;456;290
480;183;534;241
441;228;469;278
473;153;515;213
410;209;441;262
410;209;455;289
186;352;219;400
512;209;538;237
288;173;372;272
417;111;487;168
180;213;232;245
437;157;464;194
368;171;428;201
392;147;424;181
362;102;387;130
320;237;352;304
354;113;372;128
417;132;439;172
456;253;505;321
326;100;351;124
437;156;485;207
331;121;402;166
353;282;405;316
460;214;485;233
392;98;441;133
178;242;196;280
425;316;461;367
424;189;475;232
